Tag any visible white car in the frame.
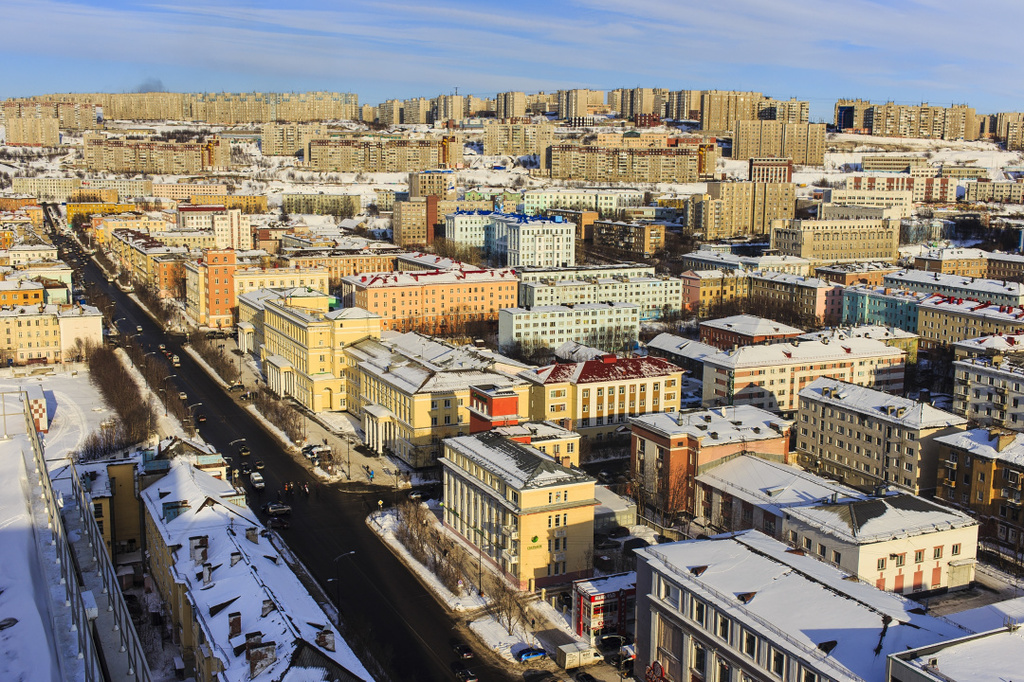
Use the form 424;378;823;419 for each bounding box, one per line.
250;472;265;489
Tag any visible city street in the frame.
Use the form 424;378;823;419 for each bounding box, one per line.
52;221;517;682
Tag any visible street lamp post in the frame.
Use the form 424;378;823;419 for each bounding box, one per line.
332;551;356;623
158;388;167;416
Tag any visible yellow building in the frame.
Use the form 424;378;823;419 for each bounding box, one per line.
520;356;684;442
769;217;899;263
681;269;751;316
592;221;665;257
187;194;268;214
733;121;825;165
152;182;228;200
688;182;796;239
442;432;596;590
83;133;231;173
4;115;60;146
238;288;382;412
306;136;463;172
66;201;137;224
917;295;1024;349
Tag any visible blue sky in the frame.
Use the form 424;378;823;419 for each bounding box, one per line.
1;0;1021;121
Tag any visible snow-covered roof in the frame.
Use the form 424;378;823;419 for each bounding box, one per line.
573;571;636;597
639;531;966;682
502;302;640;315
443;432;593;491
786;493;976;545
492;421;577;444
953;333;1024;355
884;269;1024;297
748;271;839;289
631;405;791;445
700;314;804;337
647;333;719;362
521;356;681;385
934;428;1024;466
140;461;371;681
895;628;1024;682
341;267;517;288
918;294;1024;322
947;595;1024;632
554;340;606;362
798;325;918;343
915;247;989;261
704;338;903;370
800;378;965;430
696;455;865;516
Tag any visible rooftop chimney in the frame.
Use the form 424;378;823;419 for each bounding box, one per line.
231;551;242;567
316;628;336;652
245;527;259;544
229;611;241;639
190;535;209;565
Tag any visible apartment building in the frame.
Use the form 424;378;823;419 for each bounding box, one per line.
916;295;1024;349
519;276;682;321
756;97;810;124
400;97;429;124
799;325;919;363
543;208;597;241
769;217;899;264
499;303;641;353
279;246;400;287
176;206;252;250
260;122;327;157
748;271;844;325
409;169;456;199
151;182;227;201
747;157;793;183
441;432;595;590
699;90;764;130
483;214;576;268
634;531;963;682
0;302;102;365
340;267;518;333
547;144;711;183
913;247;989;277
482;122;555;158
842;285;927;331
346;333;530;468
687;182;796;239
495;91;527;119
732;121;826;165
183;249;238;328
240;289;381;412
680;269;751;316
966;180;1024;203
141;461;370;682
703;338;906;413
699;315;803;349
892;627;1024;681
796;378;967;494
630;406;791;523
556;89;603;120
664;89;703;121
952;350;1024;429
814;261;901;286
2;99;98;131
863;102;978;141
392;197;492;247
281;192;361;216
519;355;684;442
521;188;643;217
516;262;655;284
592;221;665;258
885;269;1024;307
4;115;60;146
108;229;188;287
936;428;1024;550
678;249;810;276
834;98;872;131
860;155;930;173
306;136;463;172
820;188;915;218
83;133;230;173
845;175;957;203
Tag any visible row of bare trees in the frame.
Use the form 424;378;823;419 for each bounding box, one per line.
252;387;304;443
393;501;529;635
80;345;155;460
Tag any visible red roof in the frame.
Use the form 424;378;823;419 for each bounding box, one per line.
527;356;681;384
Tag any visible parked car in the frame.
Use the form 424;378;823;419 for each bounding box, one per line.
250;472;265;489
514;647;547;663
451;662;478;682
266;517;290;530
599;634;630;652
261;502;292;516
237;444;251;457
254;460;265;470
450;640;474;659
595;538;620;550
623;537;650;557
607;526;630;538
178;391;187;401
196;413;207;423
228;382;245;392
240;461;253;475
574;672;598;682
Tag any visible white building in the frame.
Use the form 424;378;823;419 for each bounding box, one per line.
702;338;906;413
784;493;978;595
521;188;643;216
889;626;1024;682
634;530;965;682
498;303;640;353
516;262;656;284
176;206;252;250
678;249;812;276
519;276;683;320
483;213;576;268
952;352;1024;428
883;269;1024;307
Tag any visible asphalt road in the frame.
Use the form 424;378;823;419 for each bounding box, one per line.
50;215;515;682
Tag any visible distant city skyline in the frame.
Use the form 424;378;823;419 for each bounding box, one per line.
1;0;1022;122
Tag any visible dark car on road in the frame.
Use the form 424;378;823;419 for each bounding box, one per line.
261;502;292;516
450;640;473;659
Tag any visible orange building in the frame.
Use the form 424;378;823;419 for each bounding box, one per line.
339;268;518;333
0;279;45;306
184;249;237;328
630;405;792;524
282;250;401;287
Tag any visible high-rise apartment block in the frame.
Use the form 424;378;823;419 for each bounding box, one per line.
495;91;527;119
482;122;555;158
687;182;796;239
733;121;826;165
557;89;603;120
260;122;327;157
863;102;978;140
547;144;712;183
756;97;810;124
699;90;763;130
306;136;463;172
748;157;793;183
431;94;465;123
845;175;957;203
3;114;60;146
769;218;900;263
83;133;230;173
402;97;430;124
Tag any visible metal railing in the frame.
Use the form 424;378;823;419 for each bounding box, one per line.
24;399;152;682
22;400;104;682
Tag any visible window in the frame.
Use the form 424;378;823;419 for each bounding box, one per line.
770;649;785;677
933;546;943;560
743;631;757;657
660;580;679;608
895;553;905;567
914;550;924;564
690;598;706;626
832;550;842;565
877;557;886;571
716;615;730;640
952;543;961;556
